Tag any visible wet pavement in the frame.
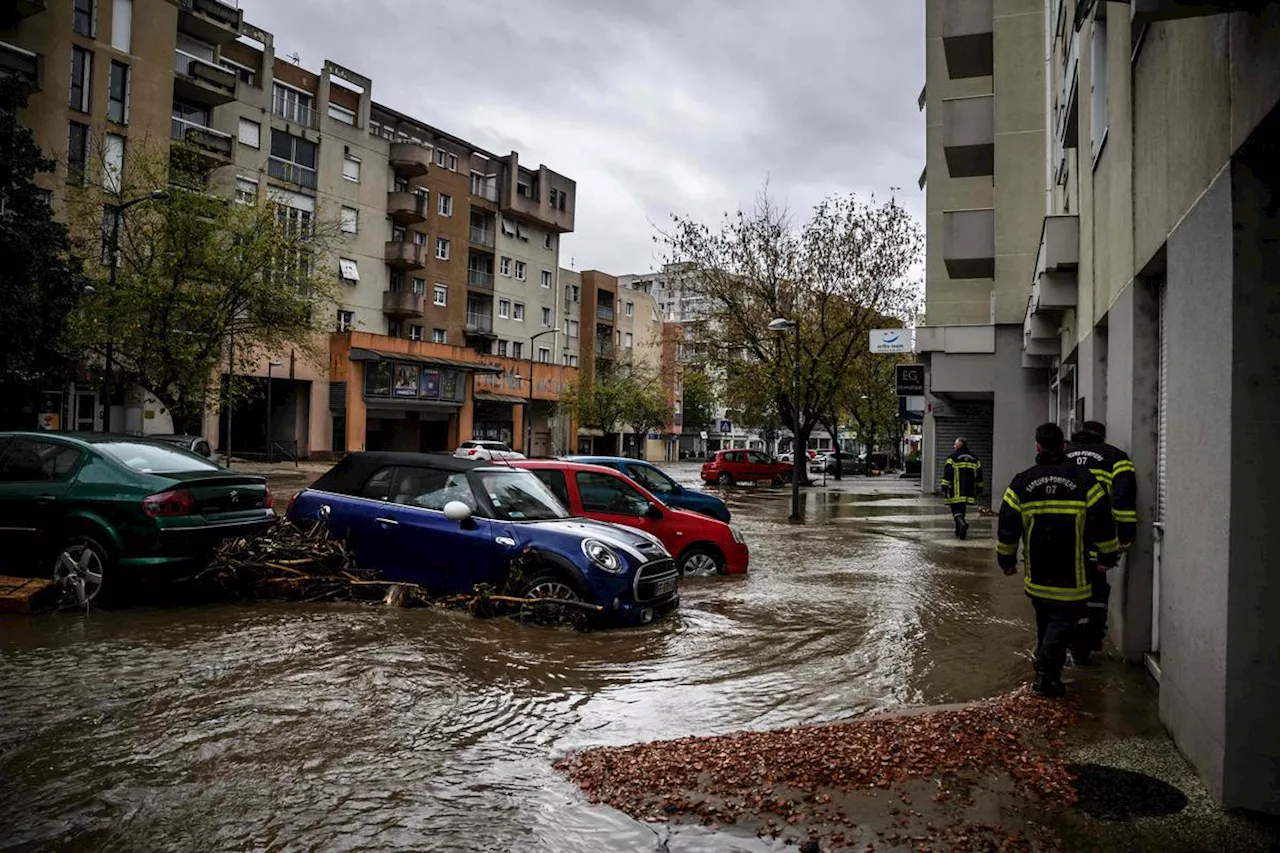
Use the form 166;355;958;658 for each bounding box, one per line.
0;467;1266;851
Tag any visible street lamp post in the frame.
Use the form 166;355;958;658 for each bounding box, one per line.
767;317;802;523
265;360;283;463
100;190;168;432
525;327;560;456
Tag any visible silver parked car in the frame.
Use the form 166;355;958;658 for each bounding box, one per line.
149;434;218;463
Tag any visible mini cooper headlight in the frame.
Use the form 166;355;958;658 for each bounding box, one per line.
581;539;623;574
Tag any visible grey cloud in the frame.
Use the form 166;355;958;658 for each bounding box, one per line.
240;0;924;274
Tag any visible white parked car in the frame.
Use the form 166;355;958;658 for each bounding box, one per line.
453;440;526;461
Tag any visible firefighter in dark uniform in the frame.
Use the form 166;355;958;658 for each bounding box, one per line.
1066;420;1138;664
942;437;983;539
997;423;1120;697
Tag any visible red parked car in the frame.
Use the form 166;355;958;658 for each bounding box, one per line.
701;449;793;486
512;460;749;576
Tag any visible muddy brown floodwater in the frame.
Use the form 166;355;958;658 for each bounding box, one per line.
0;469;1041;852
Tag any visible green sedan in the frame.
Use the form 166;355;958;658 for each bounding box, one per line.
0;432;275;606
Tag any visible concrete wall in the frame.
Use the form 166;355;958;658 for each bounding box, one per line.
1158;165;1234;804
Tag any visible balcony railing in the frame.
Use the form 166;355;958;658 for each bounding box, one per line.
271;97;318;128
469;226;494;247
382;290;424;319
468;269;495;290
267;157;317;189
389;142;430;177
470;181;499;202
170;116;233;158
0;40;40;90
596;305;614;322
465;313;494;334
385;241;426;270
387;191;427;224
595;339;614;357
178;0;242;43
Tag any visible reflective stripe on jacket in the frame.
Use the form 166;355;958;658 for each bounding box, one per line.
996;451;1119;602
1066;439;1138;544
942;450;983;505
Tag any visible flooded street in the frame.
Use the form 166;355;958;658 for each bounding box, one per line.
0;469;1041;852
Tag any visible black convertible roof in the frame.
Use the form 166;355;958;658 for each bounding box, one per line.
310;451;512;493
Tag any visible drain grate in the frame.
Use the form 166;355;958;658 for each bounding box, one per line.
1068;763;1189;821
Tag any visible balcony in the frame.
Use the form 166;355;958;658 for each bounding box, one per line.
1031;216;1080;313
596;305;615;322
387;191;427;225
384;241;425;271
1131;0;1269;26
271;99;317;129
0;41;40;91
942;95;994;178
170;116;233;165
12;0;45;21
469;226;494;248
173;49;236;107
382;290;424;320
500;161;575;233
465;313;495;336
942;209;995;279
389;142;430;178
178;0;242;44
468;269;495;290
470;180;499;203
267;157;317;190
941;0;993;79
595;338;615;358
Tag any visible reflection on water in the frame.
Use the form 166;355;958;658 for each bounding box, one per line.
0;474;1040;853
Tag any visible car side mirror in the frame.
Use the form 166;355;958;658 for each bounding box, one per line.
646;503;663;520
444;501;473;523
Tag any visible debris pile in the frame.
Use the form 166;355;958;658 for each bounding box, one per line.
557;688;1079;851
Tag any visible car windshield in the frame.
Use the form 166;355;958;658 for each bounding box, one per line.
98;441;220;473
473;470;569;521
479;442;512;452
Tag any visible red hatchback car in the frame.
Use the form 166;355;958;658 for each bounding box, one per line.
513;460;749;576
701;449;793;486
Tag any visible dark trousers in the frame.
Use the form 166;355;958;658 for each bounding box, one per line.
951;502;967;534
1072;570;1112;656
1032;597;1087;680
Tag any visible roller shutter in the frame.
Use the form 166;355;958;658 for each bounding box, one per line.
932;400;994;497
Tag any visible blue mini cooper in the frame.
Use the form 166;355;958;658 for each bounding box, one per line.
286;452;679;625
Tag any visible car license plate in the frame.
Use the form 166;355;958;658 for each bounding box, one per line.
652;578;677;597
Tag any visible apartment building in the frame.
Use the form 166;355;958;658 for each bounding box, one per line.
1020;1;1279;814
615;279;673;460
918;0;1048;497
559;267;583;369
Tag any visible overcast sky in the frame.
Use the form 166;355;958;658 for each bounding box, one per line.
239;0;925;276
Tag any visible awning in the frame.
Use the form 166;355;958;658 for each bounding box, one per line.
349;347;504;375
338;258;359;281
475;392;526;405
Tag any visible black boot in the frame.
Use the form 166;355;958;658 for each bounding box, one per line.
959;519;970;540
1033;672;1066;698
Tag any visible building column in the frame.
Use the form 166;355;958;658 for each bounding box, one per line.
345;366;367;453
512;403;525;453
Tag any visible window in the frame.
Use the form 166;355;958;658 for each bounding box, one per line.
629;463;678;496
389;271;405;291
625;301;634;317
103;133;124;193
624;332;633;349
220;57;256;87
497;340;509;357
572;285;580;302
500;257;512;277
409;324;423;342
540;269;552;288
327;103;356;125
568;355;579;368
435;149;447;167
337;310;354;332
433;284;447;306
514;261;526;281
1090;18;1109;163
447;153;458;171
73;0;94;36
438;194;452;217
107;61;129;123
99;205;119;264
432;329;447;344
435;238;450;260
338;258;359;283
567;320;579;338
235;176;258;205
412;231;427;247
549;187;558;208
388;320;402;338
272;83;314;125
541;307;551;325
513;303;525;321
543;233;553;250
269;129;318;189
238;117;260;148
342;154;360;182
575;470;649;516
537;347;550;363
517;180;531;198
110;0;131;52
409;278;425;295
69;47;91;113
512;342;523;359
338;205;358;234
67;122;89;185
498;299;510;319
